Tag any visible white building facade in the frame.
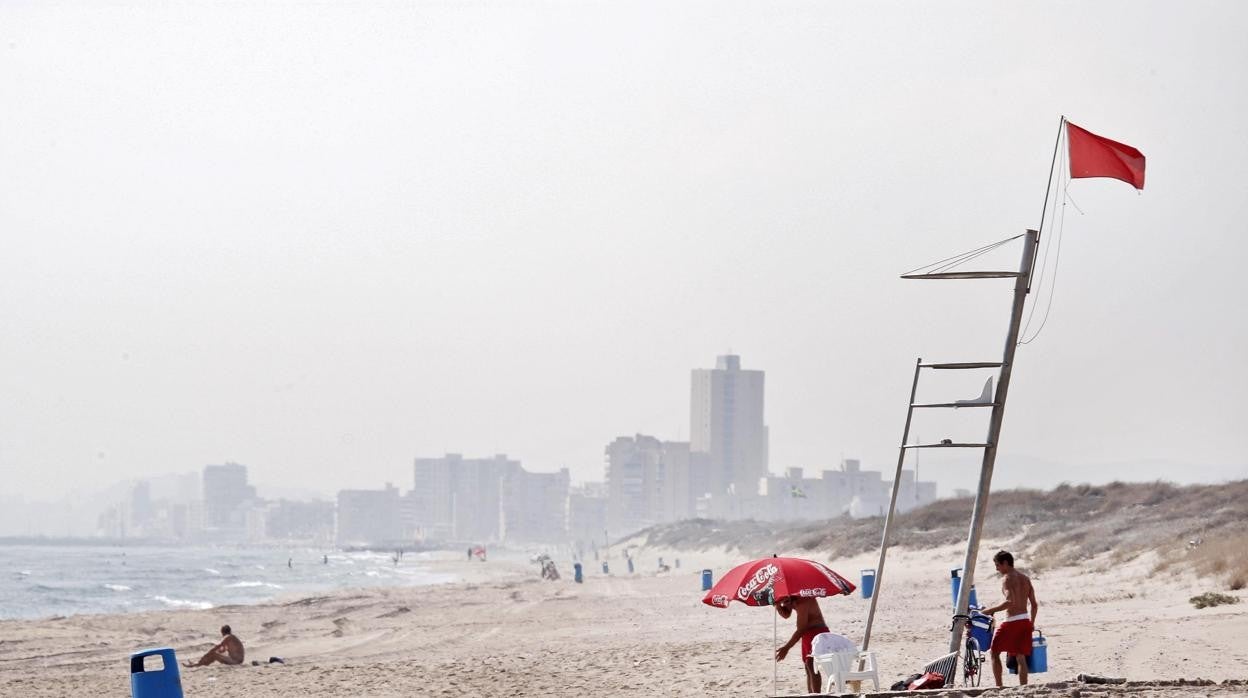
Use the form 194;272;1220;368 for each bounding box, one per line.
691;354;768;503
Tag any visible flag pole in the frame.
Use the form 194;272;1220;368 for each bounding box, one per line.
1028;115;1066;291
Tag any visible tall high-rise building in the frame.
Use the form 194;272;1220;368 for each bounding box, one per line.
567;483;608;552
336;484;401;545
500;467;570;543
690;354;768;497
202;463;256;531
604;435;703;535
411;454;520;541
604;434;664;534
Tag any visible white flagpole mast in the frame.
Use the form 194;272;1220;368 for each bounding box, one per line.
1028;115;1067;292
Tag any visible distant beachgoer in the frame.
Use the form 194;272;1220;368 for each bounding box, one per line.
323;554;328;565
287;557;292;569
774;596;831;693
468;547;473;560
982;550;1039;687
184;624;245;667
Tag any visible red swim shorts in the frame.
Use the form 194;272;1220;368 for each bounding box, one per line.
990;618;1033;656
801;625;831;660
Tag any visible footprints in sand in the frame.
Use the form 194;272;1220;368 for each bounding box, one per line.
376;606;411;619
329;617;352;638
311;604;374;620
285;595;332;607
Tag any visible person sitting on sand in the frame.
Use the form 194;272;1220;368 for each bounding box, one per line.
982;550;1039;687
774;595;831;694
185;624;245;667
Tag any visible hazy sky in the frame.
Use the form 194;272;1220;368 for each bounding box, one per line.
3;1;1246;501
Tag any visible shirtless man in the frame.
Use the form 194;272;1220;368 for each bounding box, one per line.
981;551;1039;687
184;624;245;667
774;596;831;693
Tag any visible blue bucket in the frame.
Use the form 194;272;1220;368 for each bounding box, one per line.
860;569;876;599
968;611;993;653
1007;630;1047;674
130;648;183;698
701;569;713;591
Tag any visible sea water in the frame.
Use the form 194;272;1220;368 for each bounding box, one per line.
0;544;455;621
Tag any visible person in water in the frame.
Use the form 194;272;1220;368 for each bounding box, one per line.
185;624;245;667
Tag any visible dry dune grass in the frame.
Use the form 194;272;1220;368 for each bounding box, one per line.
634;480;1248;590
1156;532;1248;590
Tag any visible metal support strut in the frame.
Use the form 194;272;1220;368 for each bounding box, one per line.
948;228;1039;654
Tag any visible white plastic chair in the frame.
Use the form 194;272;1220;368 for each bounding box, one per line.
810;634;879;695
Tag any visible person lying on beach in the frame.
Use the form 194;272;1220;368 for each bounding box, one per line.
774;595;830;694
184;624;245;667
981;550;1039;687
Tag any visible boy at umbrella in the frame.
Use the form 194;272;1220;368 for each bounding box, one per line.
775;595;831;693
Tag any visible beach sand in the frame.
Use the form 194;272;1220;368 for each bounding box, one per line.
1;544;1245;696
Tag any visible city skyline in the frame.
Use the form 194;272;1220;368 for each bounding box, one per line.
3;3;1246;503
12;352;949;539
5;340;1243;508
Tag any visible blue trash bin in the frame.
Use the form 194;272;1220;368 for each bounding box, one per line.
950;568;979;611
627;558;634;574
130;647;183;698
860;569;876;599
573;562;583;583
602;561;609;574
701;569;713;591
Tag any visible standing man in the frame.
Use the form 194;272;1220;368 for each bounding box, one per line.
775;596;831;693
982;550;1039;686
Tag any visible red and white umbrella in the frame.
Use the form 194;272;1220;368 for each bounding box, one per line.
702;556;856;609
702;557;856;695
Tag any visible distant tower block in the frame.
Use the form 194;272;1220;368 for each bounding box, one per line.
690;354;768;497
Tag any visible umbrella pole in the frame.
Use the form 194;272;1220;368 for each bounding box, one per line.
773;606;778;697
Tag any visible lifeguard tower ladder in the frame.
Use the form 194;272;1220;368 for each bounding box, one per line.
861;228;1040;669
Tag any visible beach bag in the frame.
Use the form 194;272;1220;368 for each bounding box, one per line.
891;673;923;691
907;672;946;690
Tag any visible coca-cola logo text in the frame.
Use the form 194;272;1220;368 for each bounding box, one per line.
737;563;779;600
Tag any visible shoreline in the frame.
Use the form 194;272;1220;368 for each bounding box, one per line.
1;547;516;623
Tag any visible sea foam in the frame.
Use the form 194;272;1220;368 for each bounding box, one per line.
153;595;213;610
226;581;283;589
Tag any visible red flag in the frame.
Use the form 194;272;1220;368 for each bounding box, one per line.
1066;121;1145;190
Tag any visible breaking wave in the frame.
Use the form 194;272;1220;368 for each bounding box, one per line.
226;581;283;590
153;595;213;610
